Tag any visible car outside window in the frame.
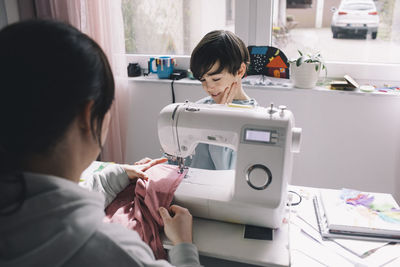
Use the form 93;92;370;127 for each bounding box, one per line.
342;3;374;10
272;0;399;65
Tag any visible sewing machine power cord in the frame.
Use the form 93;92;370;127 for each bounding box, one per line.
287;190;302;206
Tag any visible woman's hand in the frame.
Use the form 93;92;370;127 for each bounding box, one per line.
121;157;167;181
219;81;238;104
159;205;193;245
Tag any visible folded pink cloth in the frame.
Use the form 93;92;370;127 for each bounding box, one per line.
104;164;186;260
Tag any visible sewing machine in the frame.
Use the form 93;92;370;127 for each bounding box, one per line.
158;102;302;228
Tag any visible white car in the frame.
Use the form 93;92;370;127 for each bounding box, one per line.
331;0;379;39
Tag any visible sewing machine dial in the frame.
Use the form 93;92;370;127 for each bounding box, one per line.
245;164;272;190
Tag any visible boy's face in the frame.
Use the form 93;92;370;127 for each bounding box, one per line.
199;61;238;104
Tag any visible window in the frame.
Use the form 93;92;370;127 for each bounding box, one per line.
123;0;399;81
272;0;400;65
122;0;235;55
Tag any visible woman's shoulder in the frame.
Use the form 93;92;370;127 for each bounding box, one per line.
72;223;156;266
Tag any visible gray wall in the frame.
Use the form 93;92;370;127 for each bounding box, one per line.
4;0;19;24
0;0;8;29
0;0;20;29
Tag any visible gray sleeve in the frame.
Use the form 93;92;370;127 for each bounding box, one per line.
80;164;130;207
169;243;202;267
98;221;202;267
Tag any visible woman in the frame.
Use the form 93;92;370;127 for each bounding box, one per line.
0;20;200;266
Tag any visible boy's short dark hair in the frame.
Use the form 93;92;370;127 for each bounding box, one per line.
190;30;250;80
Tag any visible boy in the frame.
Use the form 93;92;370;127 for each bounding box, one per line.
187;30;258;170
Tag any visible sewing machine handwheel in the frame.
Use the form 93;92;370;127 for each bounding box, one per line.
245;164;272;190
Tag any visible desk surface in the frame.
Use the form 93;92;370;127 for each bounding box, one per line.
166;186;400;267
82;163;400;266
191;217;290;267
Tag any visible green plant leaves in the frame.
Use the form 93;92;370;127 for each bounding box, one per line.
296;56;305;67
297;50;303;56
292;50;326;76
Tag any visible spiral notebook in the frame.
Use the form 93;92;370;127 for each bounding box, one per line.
313;188;400;243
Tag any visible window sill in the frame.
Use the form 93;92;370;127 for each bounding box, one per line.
127;74;199;85
126;54;400;82
125;74;400;97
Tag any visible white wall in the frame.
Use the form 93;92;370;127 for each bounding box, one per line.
124;78;400;202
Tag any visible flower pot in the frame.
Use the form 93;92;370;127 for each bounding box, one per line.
290;62;321;89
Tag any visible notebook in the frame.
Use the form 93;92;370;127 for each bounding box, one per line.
313;188;400;243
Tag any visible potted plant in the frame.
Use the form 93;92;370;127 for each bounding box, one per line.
289;50;327;89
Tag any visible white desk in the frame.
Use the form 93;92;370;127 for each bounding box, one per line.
81;164;400;266
191;217;289;267
167;186;400;267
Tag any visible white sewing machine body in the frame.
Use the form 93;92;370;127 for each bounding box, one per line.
158;102;301;228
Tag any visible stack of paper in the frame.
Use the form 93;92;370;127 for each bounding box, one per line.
289;186;400;266
314;188;400;242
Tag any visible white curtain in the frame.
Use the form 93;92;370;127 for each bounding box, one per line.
35;0;129;163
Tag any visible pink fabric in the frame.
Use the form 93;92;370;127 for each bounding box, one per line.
104;164;186;260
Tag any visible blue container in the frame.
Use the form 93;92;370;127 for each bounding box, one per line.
149;56;176;79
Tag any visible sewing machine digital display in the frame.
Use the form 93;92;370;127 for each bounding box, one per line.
243;128;279;145
245;129;271;142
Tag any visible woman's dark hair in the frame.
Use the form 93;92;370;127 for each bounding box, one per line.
190;30;250;80
0;20;114;214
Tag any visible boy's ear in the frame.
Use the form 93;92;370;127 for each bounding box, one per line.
236;62;247;79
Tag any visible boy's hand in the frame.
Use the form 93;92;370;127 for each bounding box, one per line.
220;81;238;104
121;157;167;180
